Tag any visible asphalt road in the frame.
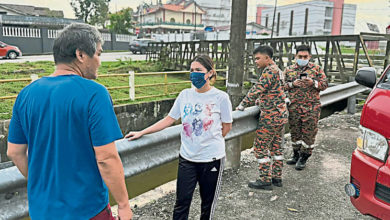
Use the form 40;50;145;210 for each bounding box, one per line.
0;52;146;63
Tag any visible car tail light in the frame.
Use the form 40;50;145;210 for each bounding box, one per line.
357;126;389;162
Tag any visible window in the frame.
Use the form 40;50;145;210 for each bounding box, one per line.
325;7;333;17
324;20;332;30
377;68;390;90
186;19;191;24
170;18;175;23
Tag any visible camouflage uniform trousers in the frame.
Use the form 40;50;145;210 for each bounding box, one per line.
253;122;285;183
288;106;321;155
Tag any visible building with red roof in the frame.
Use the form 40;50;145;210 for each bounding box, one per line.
134;0;205;35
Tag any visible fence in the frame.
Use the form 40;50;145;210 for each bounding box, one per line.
147;33;390;83
101;32;112;42
2;26;41;38
152;31;270;42
47;29;60;39
0;25;134;54
0;70;228;103
116;34;136;42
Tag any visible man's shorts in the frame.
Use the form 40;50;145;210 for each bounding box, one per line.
90;204;115;220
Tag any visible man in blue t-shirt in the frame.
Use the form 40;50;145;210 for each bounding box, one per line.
7;23;133;220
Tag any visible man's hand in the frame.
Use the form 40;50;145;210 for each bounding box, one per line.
292;80;304;88
94;142;130;220
236;105;245;111
302;78;314;88
125;131;143;141
117;202;133;220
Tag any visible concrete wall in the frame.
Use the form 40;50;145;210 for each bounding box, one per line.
0;120;10;163
0;99;176;163
1;34;42;54
115;99;175;134
113;41;129;51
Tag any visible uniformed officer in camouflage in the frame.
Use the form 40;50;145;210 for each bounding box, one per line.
283;44;328;170
236;45;288;190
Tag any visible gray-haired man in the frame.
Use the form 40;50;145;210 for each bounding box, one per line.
7;23;133;219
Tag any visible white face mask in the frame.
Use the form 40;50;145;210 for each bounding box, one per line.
296;59;309;67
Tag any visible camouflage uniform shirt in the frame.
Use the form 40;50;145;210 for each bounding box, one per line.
240;62;288;125
283;63;328;112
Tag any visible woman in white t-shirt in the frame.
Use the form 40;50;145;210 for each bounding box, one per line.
126;54;233;220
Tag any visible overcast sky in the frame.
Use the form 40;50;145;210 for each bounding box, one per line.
1;0;389;33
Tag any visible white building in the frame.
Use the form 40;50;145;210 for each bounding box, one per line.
168;0;231;29
194;0;231;28
135;0;204;34
257;0;356;36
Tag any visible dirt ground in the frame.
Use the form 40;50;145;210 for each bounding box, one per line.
129;111;372;220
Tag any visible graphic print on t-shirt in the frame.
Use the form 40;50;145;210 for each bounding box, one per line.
192;118;203;136
182;102;214;139
183;103;193;119
193;103;202;116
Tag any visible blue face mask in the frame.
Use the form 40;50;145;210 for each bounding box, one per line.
296;59;309;67
190;72;207;89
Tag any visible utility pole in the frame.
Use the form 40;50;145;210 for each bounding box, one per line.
271;0;277;38
289;10;294;36
304;8;309;35
194;1;197;32
276;12;280;36
226;0;248;169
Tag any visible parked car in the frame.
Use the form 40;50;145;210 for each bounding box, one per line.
0;41;22;59
345;65;390;219
129;39;156;54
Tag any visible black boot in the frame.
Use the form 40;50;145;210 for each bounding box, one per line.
286;149;300;165
248;179;273;190
272;178;283;187
295;152;311;170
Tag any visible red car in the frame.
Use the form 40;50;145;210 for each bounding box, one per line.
345;65;390;219
0;41;22;59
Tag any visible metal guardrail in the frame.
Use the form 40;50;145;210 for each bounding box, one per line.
0;82;369;219
320;81;369;107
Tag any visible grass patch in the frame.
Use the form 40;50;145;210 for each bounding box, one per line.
0;60;226;120
317;45;385;55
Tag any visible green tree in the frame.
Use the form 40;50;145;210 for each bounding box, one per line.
70;0;110;28
108;8;134;34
